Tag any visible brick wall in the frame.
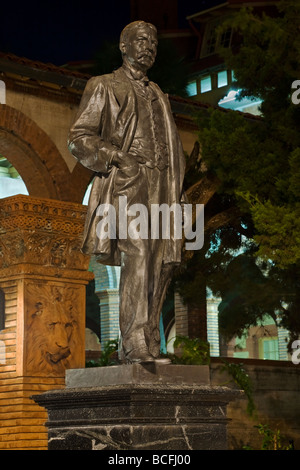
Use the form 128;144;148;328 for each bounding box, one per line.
0;280;65;450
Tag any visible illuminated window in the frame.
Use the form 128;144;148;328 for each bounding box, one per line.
260;337;279;360
218;70;228;88
200;76;212;93
186;81;197;97
0;81;6;104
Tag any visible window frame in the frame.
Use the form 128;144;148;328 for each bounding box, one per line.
200;18;233;58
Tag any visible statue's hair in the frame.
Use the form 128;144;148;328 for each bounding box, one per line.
119;21;157;52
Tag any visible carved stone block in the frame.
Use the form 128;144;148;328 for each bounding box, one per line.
24;281;86;376
0;194;90;271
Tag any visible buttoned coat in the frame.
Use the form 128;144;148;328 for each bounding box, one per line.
68;66;186;266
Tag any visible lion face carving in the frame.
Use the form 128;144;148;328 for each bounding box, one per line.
25;283;83;376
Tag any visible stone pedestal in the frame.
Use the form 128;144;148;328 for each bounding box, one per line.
33;364;241;450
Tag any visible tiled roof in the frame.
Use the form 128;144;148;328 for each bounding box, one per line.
0;51;261;121
0;51;91;80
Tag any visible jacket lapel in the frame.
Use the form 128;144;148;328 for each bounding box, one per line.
111;68;137;152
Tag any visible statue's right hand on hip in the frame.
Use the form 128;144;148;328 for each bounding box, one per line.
112;150;145;177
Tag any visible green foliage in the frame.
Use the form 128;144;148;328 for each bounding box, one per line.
199;1;300;268
217;254;279;340
219;360;255;416
197;105;300;269
220;1;300;113
255;424;294;450
243;196;300;268
245;424;294;450
148;38;189;97
86;339;118;367
197;109;287;205
167;335;210;365
181;1;300;344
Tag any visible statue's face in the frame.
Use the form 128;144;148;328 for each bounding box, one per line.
121;25;158;72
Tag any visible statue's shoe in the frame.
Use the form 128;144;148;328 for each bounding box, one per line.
125;352;155;364
128;356;171;364
154;357;171;365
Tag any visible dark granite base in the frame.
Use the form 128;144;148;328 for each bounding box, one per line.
33;364;241;450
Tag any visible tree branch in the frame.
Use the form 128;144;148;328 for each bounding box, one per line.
204;206;241;235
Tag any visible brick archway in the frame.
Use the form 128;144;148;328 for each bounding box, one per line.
0;104;92;202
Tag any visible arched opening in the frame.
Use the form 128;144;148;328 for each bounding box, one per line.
0;104;75;201
82;181;92;205
0;154;28;198
0;127;58;199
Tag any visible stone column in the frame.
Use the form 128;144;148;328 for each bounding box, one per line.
174;292;188;337
206;294;221;357
0;195;93;450
97;289;120;345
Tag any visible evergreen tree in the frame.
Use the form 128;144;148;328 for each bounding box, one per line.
211;0;300;267
176;0;300;348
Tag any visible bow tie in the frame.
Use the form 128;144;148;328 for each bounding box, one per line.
139;76;149;86
122;64;149;86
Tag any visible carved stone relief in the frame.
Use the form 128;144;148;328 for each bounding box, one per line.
24;282;85;376
0;195;90;270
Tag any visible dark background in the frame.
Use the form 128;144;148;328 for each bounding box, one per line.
0;0;221;65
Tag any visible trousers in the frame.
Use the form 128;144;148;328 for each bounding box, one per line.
113;163;172;362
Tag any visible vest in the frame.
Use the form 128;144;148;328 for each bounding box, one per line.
129;78;169;170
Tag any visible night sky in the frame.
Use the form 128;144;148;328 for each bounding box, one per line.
1;0;222;66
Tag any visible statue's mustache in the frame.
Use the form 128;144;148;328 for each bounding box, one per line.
138;52;154;59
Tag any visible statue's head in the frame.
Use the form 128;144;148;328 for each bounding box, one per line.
120;21;158;73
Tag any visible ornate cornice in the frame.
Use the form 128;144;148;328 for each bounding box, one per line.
0;195;86;233
0;195;90;272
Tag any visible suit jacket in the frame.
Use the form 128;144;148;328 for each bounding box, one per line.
68;66;186;266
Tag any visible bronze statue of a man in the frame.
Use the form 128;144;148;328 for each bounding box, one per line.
68;21;186;363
